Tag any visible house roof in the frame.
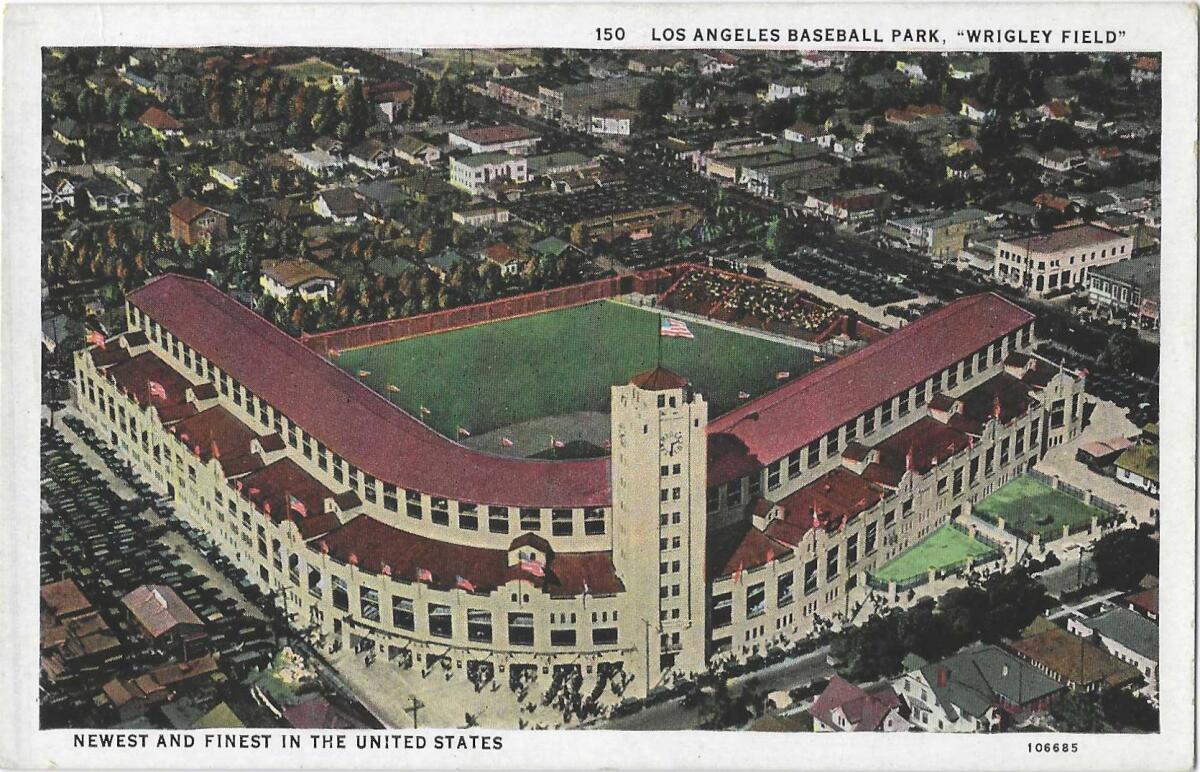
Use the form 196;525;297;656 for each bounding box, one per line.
810;675;902;730
453;125;539;146
316;187;361;218
1009;626;1141;687
1124;587;1158;618
1001;224;1127;255
916;643;1063;719
480;243;524;266
283;694;370;730
262;258;337;289
1081;607;1158;661
127;275;611;508
1115;443;1158;482
41;579;92;618
121;584;203;638
168;197;215;224
139;106;183;131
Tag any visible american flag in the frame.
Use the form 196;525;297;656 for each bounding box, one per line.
417;567;433;582
381;563;392;576
287;493;307;517
551;437;565;449
456;575;476;592
457;426;471;438
520;559;545;578
775;371;790;380
733;562;744;583
738;390;750;400
87;330;106;349
660;317;694;338
499;437;514;448
147;380;167;400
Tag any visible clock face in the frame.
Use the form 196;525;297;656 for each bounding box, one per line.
660;430;683;455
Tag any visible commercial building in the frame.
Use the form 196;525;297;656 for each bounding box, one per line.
449;152;528;195
994;224;1133;298
73;272;1082;701
882;209;994;261
1086;254;1160;329
1068;608;1158;701
448;125;541;156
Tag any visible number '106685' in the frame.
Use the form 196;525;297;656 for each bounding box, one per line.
1029;743;1079;753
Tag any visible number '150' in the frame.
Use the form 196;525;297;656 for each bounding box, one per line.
596;28;625;41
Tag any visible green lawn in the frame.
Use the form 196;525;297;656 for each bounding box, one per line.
974;476;1109;540
872;525;997;584
275;58;345;86
335;300;817;439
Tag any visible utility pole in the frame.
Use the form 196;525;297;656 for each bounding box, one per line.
405;696;425;729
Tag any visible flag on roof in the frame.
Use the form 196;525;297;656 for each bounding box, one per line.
87;330;106;349
520;559;545;578
210;440;221;459
500;437;514;448
417;567;433;582
147;380;167;400
582;581;590;596
457;426;471;438
456;575;476;592
766;548;775;563
660;317;695;339
287;493;307;517
738;390;750;400
775;371;790;380
733;562;744;583
381;563;392;576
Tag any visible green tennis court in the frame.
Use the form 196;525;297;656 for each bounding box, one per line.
872;525;997;584
335;300;818;439
973;476;1109;540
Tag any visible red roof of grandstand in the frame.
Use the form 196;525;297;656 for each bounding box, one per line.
127;275;610;508
454;125;538;145
769;467;886;545
235;457;341;539
318;515;622;597
862;417;971;488
708;293;1032;476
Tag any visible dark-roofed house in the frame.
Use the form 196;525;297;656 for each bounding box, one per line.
894;643;1064;732
1008;624;1141;692
1068;607;1158;701
313;187;362;224
1087;254;1160;329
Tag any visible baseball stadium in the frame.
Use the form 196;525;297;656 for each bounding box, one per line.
72;262;1086;702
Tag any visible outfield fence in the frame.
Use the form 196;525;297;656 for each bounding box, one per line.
301;267;684;355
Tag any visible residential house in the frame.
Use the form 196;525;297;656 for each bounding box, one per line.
425;248;469;280
82;178;134;212
783;120;830;145
313;187;363;224
209;160;250;190
448;125;541;155
1067;608;1158;700
894;645;1064;733
169;198;229;247
1038;148;1088;173
1129;56;1160;84
287;147;346;178
1039;100;1073;122
393;136;441;168
52;118;86;147
138;107;184;141
362;79;413;123
1008;623;1142;693
799;52;834;70
1113;441;1159;497
810;676;910;732
42;173;79;209
491;63;526;79
449;152;528;195
260;258;339;302
894;59;927;82
480;243;525;276
766;76;807;102
960;98;995;123
1123;585;1158;622
348;139;396;174
121;585;206;659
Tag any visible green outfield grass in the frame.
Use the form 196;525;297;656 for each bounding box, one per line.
335;300;818;439
973;476;1108;540
871;525;996;585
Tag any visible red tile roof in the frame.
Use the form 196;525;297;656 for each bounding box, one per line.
235;457;339;538
709;523;792;580
139;106;183;131
121;585;202;639
810;675;902;731
454;125;538;146
169;405;261;466
709;293;1032;472
104;351;194;410
168;197;213;224
770;467;886;544
127;275;610;508
862;417;971;488
318;515;622;597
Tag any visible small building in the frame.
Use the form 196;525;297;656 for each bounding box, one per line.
882;209;993;261
1008;625;1142;693
82;178;134;212
313;187;362;224
960;98;994;123
393;135;441;167
260;258;339;302
448;125;541;155
589;108;636;137
995;224;1133;297
138;107;184;140
810;675;910;732
450;152;528;195
287;147;346;178
1114;442;1159;497
52;118;87;147
1130;56;1160;84
348;139;395;174
121;584;206;658
479;243;525;276
1038;148;1087;173
452;203;510;227
210;160;250;190
168;198;229;247
1068;608;1158;700
1086;254;1160;329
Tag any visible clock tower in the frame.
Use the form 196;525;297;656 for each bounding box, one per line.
611;367;708;690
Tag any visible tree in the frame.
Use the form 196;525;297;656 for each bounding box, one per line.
1098;687;1158;732
636;78;675;127
1051;691;1104;732
1091;526;1158;591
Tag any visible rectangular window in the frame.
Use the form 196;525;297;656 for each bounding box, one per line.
308;566;323;598
726;480;743;506
551;628;577;647
332;576;349;611
825;432;840;455
845;420;857;442
488;506;510;534
552;509;573;536
787;450;802;478
428;603;452;638
953;467;964;496
807;442;820;468
746;582;766;618
711;592;733;628
804;559;818;594
392;596;414;630
584;508;606;535
767;460;781;490
459;508;479;531
508;612;534;646
826;546;839;581
863;411;876;436
592;627;618;646
360;587;380;622
881;401;893;425
777;571;794;606
847;535;859;565
467;609;492;643
898;393;911;417
520;508;541;531
865;522;877;554
969;456;980;484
